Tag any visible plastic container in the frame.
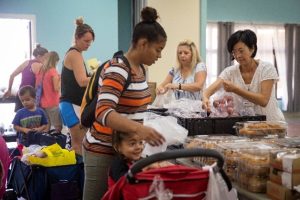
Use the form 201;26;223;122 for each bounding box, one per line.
235;121;287;138
238;149;270;176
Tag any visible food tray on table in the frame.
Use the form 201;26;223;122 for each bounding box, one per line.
175;114;266;135
235;121;287;138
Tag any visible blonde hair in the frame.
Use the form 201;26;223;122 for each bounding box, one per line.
175;39;201;71
42;51;59;72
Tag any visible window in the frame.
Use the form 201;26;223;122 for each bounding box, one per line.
0;17;33;126
206;22;287;110
206;23;219;85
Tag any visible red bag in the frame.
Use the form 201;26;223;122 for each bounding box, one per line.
102;165;209;200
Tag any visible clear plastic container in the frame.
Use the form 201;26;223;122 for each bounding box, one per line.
235;121;287;138
238;173;268;193
238;149;270;176
216;141;279;182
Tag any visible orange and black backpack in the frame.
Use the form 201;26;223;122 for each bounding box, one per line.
80;51;145;127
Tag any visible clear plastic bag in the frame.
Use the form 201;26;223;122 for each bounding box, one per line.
204;164;238;200
209;90;238;117
142;114;188;156
152;90;176;108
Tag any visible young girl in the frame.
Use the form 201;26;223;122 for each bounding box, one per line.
109;132;145;185
109;132;173;187
36;51;63;132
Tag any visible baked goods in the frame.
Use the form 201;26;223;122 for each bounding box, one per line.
236;121;287;138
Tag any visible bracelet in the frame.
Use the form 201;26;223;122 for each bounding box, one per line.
179;83;182;90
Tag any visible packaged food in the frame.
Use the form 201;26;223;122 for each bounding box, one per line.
235;121;287;138
270;149;300;173
185;135;249;166
217;141;279;181
238;149;270;176
273;137;300;148
238;173;268;193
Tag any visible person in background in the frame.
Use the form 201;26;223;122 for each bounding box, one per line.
36;51;62;132
12;85;48;146
156;39;207;100
59;17;94;155
82;6;166;199
4;44;48;112
0;135;10;199
202;29;285;121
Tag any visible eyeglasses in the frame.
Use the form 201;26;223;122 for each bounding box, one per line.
231;49;245;56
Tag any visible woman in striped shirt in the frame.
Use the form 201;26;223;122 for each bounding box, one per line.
82;7;167;199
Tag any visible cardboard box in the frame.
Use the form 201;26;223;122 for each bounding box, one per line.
271;153;300;173
267;181;293;200
270;167;300;189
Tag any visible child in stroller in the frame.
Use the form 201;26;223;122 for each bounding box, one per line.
108;131;172;187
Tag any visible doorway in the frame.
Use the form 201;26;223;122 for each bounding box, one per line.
0;17;33;128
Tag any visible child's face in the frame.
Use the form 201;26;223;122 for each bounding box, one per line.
19;92;35;109
118;134;145;162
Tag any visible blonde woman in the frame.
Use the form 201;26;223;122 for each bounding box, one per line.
36;51;62;132
157;40;207;100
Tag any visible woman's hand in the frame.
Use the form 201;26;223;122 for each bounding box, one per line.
202;97;211;113
137;125;165;146
156;85;167;95
222;80;237;93
3;89;12;98
164;83;179;90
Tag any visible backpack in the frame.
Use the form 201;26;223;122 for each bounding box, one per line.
80;51;145;128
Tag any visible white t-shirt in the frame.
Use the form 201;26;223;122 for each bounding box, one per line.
219;60;285;121
169;62;206;100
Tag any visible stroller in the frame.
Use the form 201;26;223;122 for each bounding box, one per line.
102;148;233;200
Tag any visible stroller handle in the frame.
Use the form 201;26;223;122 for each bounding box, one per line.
127;148;232;191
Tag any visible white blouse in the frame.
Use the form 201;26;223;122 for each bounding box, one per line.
219;60;285;121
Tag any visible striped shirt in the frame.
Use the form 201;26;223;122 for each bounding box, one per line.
83;57;151;155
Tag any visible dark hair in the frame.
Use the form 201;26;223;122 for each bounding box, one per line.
75;17;95;41
132;7;167;46
227;29;257;60
18;85;36;99
32;44;48;58
112;131;128;154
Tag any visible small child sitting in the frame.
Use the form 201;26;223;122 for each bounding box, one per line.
109;131;173;187
12;85;48;146
109;131;145;185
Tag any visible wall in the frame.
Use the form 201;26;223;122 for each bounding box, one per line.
207;0;300;23
0;0;119;64
118;0;132;52
147;0;201;84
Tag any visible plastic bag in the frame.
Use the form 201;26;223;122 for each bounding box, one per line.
152;90;176;108
142;114;188;156
209;89;239;117
204;165;238;200
26;143;76;167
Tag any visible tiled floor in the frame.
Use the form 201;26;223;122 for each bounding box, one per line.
284;112;300;137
